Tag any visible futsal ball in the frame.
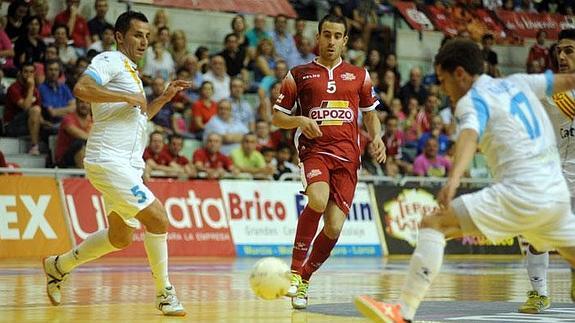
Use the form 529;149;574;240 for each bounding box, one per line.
249;257;291;300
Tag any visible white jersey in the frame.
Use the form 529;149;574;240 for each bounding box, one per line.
455;72;569;203
83;51;148;169
542;90;575;196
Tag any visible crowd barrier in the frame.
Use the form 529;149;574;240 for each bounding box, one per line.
0;170;522;258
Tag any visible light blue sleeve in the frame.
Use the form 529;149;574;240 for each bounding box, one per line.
84;53;116;86
507;70;553;99
456;90;487;140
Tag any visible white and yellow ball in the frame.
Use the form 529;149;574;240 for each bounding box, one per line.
249;257;291;300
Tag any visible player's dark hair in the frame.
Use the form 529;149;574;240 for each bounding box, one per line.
114;11;148;36
434;39;484;76
318;14;348;36
559;28;575;41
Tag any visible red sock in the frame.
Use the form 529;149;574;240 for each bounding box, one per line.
301;230;338;281
290;206;322;273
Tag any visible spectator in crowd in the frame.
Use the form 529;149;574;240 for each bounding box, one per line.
170;68;196;108
14;16;46;68
412;137;451;177
143;131;175;179
273;143;298;180
87;23;115;54
253;38;278;84
0;21;15;77
288;37;315;68
384;53;401;87
39;60;76;125
163;134;197;178
203;55;231;102
258;81;282;122
87;0;110;42
347;36;366;67
190;81;217;136
218;33;247;77
261;146;277;170
180;55;203;100
53;24;78;68
481;33;499;77
271;14;298;65
147;77;174;133
4;63;43;155
388;97;406;124
231;14;249;50
526;29;550;72
399;66;427;107
54;0;91;52
55;99;92;168
150;9;170;42
193;132;236;179
415;93;440;136
5;0;30;41
65;56;89;90
31;0;52;40
383;115;411;176
231;133;274;178
293;18;307;50
169;30;190;68
246;14;271;48
258;59;288;99
255;119;279;151
143;41;175;84
229;77;255;131
154;26;171;50
365;49;383;73
203;99;249;155
378;69;398;110
403;96;421;150
195;46;210;74
417;115;450;155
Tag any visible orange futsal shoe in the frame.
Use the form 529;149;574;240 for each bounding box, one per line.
354;295;407;323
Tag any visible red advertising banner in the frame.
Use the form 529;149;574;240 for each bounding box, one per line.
495;10;575;39
394;2;434;31
62;178;235;257
129;0;297;18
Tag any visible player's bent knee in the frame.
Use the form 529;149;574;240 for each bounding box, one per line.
307;191;329;213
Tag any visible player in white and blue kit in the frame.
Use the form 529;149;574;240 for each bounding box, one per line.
41;11;191;316
355;39;575;323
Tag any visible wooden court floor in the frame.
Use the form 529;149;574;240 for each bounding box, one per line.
1;255;574;322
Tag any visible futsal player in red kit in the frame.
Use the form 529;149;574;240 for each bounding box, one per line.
272;14;386;309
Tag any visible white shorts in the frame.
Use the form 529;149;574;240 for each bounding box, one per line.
457;181;575;252
84;161;155;228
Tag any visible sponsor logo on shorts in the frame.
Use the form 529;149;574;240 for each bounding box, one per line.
309;100;353;126
306;169;322;179
340;72;356;81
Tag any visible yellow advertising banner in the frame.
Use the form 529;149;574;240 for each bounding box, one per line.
0;177;72;258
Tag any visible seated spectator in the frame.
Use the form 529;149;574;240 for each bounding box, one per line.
45;44;60;62
258;81;282;122
0;21;15;77
383;115;411;176
273;143;298;180
190;81;217;136
288;37;315;68
415;93;439;136
195;46;210;74
4;63;43;155
526;30;550;72
148;77;174;133
14;16;46;68
412;137;451;177
53;24;78;68
293;18;307;51
258;59;288;98
54;0;91;53
169;30;190;68
347;37;366;67
181;55;203;100
55;99;92;168
252;38;278;84
231;133;274;178
143;41;175;84
162;134;197;178
255;119;279;150
399;66;427;107
229;77;255;131
481;33;499;77
403;96;420;146
378;69;398;110
39;60;76;127
246;14;271;48
65;57;89;90
31;0;52;40
150;9;170;43
203;55;231;102
218;33;247;77
203;99;249;155
87;0;110;42
142;131;176;179
417;116;450;155
193;133;237;178
5;1;30;40
271;14;298;64
231;15;249;50
87;23;115;54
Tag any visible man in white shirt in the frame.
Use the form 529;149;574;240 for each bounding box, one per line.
203;99;249;155
203;55;230;102
42;11;190;317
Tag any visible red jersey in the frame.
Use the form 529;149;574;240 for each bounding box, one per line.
273;58;378;163
54;10;90;49
55;112;92;163
193;147;233;171
526;44;550;70
160;146;190;166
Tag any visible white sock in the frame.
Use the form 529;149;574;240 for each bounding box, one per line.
399;228;446;321
144;231;172;294
58;229;119;273
526;247;548;296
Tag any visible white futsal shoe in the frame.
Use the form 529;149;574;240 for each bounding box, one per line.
291;279;309;310
286;271;302;297
156;286;186;316
42;256;69;306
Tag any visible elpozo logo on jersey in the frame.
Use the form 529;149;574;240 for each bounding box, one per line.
309;100;353;126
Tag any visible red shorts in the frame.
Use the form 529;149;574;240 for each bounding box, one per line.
300;154;359;214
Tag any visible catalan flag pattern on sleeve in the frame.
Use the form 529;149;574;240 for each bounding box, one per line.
552;91;575;120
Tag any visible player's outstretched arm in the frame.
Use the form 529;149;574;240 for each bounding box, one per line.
74;75;146;108
437;129;477;207
271;110;322;138
147;80;192;119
